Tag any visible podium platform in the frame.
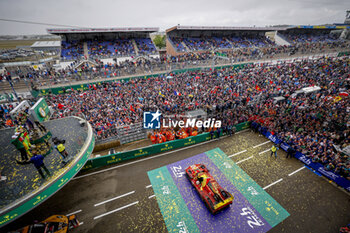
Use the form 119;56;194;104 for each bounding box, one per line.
0;116;94;227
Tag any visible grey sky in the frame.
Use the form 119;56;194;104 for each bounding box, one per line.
0;0;348;35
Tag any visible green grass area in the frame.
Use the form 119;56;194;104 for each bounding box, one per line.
0;39;60;49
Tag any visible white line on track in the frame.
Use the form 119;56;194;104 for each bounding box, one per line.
235;129;250;134
258;149;270;155
80;222;84;226
263;178;283;190
253;141;271;148
148;194;156;199
74;138;223;180
236;156;253;164
93;201;139;220
288;166;306;176
94;191;135;207
146;184;152;189
228;150;247;158
66;209;82;216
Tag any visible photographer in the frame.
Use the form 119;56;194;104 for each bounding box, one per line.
53;137;68;161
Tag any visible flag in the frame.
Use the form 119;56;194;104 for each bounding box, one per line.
339;92;349;97
174;91;181;96
255;85;262;92
130;105;135;112
159;91;165;97
334;96;342;103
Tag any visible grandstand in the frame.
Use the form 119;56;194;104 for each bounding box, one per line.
165;26;282;55
166;25;348;55
47;27;159;61
277;26;342;45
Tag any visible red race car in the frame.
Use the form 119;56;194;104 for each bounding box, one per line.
185;164;234;214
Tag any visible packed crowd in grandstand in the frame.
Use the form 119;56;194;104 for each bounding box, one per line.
0;29;349;181
1;56;339;180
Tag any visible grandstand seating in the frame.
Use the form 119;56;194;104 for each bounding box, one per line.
170;37;187;52
88;39;136;58
61;41;84;60
279;31;340;44
62;38;157;59
134;38;157;55
169;35;275;52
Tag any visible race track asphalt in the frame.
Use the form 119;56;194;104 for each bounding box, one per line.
2;129;350;233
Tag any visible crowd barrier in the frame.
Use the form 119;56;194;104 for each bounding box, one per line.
251;122;350;192
80;121;251;172
31;63;252;97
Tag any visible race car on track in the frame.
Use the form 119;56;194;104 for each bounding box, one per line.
9;214;80;233
185;164;234;214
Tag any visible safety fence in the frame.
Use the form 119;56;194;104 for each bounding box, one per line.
80;121;250;172
251;122;350;192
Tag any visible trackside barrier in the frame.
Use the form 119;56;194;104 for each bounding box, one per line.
80;121;251;172
251;121;350;192
32;63;252;96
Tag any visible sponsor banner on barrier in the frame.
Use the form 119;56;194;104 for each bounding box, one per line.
81;122;251;172
257;124;350;192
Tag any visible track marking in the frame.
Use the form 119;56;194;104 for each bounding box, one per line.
288;166;306;176
235;129;250;134
236;156;253;164
146;184;152;189
66;209;82;216
259;149;270;155
94;191;135;207
148;194;156;199
74;138;224;180
263;178;283;190
228;150;247;158
253;141;271;148
93;201;139;220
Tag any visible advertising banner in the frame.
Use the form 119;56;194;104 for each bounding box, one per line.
29;98;51;122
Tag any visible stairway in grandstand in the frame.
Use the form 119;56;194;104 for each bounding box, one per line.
0;80;30;93
131;39;139;55
224;38;233;47
274;32;291;46
73;59;98;70
83;42;89;59
265;31;276;43
181;41;190;51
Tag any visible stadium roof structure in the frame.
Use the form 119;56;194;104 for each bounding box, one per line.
47;27;159;34
166;25;288;33
291;25;350;29
31;41;61;48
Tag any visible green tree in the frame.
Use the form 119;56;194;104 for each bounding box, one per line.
153;35;166;49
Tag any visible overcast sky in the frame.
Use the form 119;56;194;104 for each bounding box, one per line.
0;0;348;35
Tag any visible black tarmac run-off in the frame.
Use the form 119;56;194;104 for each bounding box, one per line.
2;130;350;233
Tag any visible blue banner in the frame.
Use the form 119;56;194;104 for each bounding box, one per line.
252;122;350;192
